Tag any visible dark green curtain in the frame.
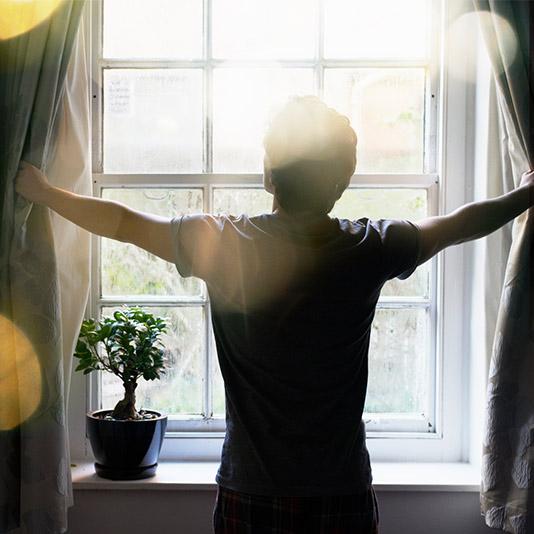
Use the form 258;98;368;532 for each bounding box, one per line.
474;1;534;533
0;1;85;532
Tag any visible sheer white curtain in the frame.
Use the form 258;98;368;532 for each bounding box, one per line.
467;76;504;448
468;42;515;445
6;10;91;534
49;8;91;430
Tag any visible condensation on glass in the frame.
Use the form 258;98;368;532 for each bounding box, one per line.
101;188;204;297
213;188;273;216
324;68;426;173
366;308;429;414
103;69;203;173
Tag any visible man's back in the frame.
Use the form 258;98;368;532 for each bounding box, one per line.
170;212;420;496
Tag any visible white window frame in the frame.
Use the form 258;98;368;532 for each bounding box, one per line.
72;0;476;463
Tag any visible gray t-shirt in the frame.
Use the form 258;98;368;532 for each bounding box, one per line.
170;212;421;496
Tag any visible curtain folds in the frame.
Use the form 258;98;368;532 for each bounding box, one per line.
474;1;534;533
0;1;87;532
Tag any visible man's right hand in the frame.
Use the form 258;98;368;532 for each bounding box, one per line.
519;170;534;190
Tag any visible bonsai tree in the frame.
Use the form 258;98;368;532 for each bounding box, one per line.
74;306;168;420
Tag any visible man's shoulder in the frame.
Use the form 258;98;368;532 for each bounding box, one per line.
336;216;369;228
333;216;371;237
174;213;249;228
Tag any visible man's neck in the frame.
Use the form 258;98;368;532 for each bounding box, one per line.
273;207;328;221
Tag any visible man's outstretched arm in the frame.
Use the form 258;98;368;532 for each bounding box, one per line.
15;162;175;263
414;171;534;266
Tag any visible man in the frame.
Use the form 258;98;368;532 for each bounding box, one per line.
16;96;534;533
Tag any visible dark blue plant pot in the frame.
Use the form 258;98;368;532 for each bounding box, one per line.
86;409;167;480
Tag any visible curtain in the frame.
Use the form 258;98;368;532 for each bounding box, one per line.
0;1;87;532
474;2;534;533
468;65;514;471
48;7;91;442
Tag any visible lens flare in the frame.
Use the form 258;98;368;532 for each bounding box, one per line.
0;314;42;430
0;0;64;40
447;11;518;84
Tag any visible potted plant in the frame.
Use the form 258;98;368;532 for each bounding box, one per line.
75;306;169;480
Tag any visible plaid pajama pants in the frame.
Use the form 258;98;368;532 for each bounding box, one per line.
212;484;380;533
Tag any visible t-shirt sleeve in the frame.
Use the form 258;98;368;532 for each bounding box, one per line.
170;214;225;280
372;219;421;281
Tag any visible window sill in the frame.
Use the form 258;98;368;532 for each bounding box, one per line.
70;461;481;492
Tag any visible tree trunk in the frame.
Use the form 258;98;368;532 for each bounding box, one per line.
112;381;139;420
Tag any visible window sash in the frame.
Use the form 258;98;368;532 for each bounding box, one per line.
91;0;442;175
89;0;443;437
89;173;439;435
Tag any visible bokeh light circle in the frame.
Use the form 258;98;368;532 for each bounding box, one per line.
447;11;518;83
0;314;42;430
0;0;64;40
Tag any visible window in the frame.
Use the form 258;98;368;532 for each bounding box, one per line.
89;0;452;458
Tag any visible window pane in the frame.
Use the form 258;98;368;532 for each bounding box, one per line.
213;68;315;172
324;0;429;59
331;188;429;297
104;69;203;173
101;306;205;416
101;188;203;297
212;335;225;417
364;308;429;414
213;188;273;216
212;0;316;60
103;0;202;59
324;68;425;173
333;188;427;220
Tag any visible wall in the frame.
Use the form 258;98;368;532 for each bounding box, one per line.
67;489;495;534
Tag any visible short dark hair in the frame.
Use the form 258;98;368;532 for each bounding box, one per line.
263;96;357;214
